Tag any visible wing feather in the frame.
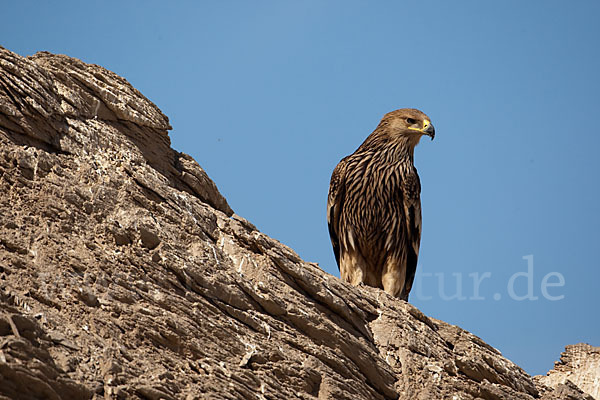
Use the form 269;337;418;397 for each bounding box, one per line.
402;173;422;298
327;158;348;269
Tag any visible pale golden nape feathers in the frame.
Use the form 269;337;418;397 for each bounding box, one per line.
327;108;435;301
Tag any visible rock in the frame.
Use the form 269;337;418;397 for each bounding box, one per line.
76;287;100;308
536;343;599;399
0;45;596;399
139;226;160;250
0;301;91;399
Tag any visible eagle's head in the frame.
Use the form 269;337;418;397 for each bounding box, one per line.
380;108;435;144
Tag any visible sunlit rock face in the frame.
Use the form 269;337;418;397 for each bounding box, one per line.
536;344;600;400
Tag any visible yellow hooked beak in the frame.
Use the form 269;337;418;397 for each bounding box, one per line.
408;119;436;140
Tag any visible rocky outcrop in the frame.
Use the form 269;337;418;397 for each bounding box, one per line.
0;45;595;399
536;344;599;400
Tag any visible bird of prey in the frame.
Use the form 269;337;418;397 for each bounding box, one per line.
327;108;435;301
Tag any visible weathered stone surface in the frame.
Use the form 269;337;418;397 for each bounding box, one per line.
536;344;599;400
0;45;595;399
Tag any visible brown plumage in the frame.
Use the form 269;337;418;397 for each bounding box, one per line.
327;108;435;301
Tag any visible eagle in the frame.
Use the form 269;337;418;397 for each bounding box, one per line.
327;108;435;301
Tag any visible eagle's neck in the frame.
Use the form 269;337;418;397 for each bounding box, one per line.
359;130;417;164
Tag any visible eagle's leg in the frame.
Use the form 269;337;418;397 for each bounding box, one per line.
381;256;407;298
340;250;368;286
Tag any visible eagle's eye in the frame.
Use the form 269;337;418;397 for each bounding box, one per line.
406;118;417;125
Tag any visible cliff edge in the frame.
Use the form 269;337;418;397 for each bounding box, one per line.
0;46;595;400
536;344;599;400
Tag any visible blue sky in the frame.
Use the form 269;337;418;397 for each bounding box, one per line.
3;1;599;376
